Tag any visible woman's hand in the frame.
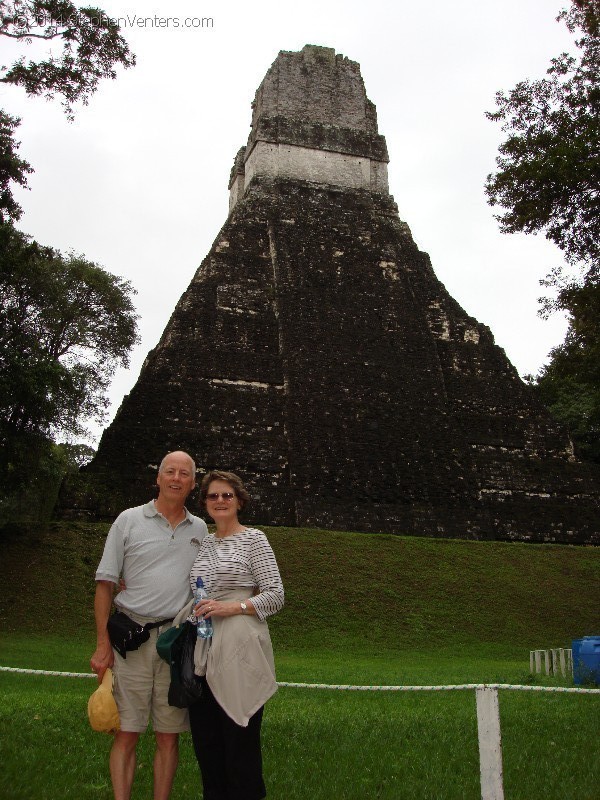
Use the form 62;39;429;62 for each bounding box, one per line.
193;598;252;618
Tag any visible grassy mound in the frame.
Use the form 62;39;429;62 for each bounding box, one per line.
0;521;597;655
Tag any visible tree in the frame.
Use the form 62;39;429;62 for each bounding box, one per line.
485;0;599;278
528;275;600;463
0;0;135;219
0;4;135;518
0;1;136;113
0;110;33;221
486;0;600;461
0;221;139;447
0;436;96;524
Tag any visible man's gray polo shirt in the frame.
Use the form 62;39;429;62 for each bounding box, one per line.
95;501;208;618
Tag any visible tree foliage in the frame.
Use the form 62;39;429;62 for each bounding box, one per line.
529;275;600;463
0;1;135;113
0;4;135;515
485;0;599;277
0;220;139;449
0;110;33;221
0;0;135;219
0;436;96;523
487;1;600;462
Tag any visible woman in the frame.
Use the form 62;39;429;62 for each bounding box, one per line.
189;470;284;800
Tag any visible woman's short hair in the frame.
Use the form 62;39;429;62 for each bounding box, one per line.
199;470;250;510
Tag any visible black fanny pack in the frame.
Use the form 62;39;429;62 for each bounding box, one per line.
107;610;172;658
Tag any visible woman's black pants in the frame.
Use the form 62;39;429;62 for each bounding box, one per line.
189;677;266;800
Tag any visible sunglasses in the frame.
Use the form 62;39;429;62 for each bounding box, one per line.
206;492;236;502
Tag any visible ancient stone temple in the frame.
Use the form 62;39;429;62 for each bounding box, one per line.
66;44;599;543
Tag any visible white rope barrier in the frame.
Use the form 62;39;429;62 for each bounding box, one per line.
1;666;599;693
0;666;95;678
277;681;600;694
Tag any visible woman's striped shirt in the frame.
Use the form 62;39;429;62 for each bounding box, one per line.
189;527;284;621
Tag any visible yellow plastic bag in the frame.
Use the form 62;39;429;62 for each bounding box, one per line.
87;668;120;734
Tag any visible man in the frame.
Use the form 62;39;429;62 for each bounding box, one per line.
91;451;208;800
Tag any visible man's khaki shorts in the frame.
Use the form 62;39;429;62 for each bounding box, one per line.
112;618;189;734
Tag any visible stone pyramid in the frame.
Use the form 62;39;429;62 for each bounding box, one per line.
68;45;599;543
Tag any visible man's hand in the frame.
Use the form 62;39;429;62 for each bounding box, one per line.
90;640;114;683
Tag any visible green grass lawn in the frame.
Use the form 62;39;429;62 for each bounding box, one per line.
0;521;599;798
1;649;599;800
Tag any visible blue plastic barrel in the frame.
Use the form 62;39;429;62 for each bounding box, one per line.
572;636;600;685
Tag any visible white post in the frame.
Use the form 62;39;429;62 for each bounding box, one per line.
535;650;542;674
559;648;567;677
476;687;505;800
544;650;551;675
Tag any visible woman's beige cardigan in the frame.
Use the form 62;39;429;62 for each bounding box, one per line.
172;590;278;727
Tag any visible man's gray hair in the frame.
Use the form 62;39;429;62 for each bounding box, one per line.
158;451;197;475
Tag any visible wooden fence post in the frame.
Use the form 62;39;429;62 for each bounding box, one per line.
559;649;566;676
476;687;505;800
531;647;572;676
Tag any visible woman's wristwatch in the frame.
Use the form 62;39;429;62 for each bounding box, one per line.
240;601;248;614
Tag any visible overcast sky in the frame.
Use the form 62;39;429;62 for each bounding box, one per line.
3;0;576;444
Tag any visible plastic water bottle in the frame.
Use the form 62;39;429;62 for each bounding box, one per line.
194;577;213;639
